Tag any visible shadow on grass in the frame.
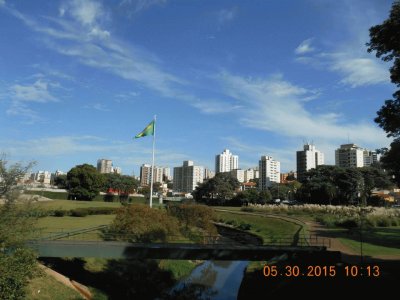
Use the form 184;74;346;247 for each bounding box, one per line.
313;226;400;250
39;258;212;299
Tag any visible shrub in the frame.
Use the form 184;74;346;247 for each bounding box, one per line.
238;222;251;230
376;216;391;227
109;204;180;243
335;218;358;229
70;208;89;217
53;209;67;217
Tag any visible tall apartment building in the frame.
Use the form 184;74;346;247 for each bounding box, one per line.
363;150;378;166
215;149;239;173
244;167;260;182
140;164;152;186
230;169;245;183
163;167;171;181
259;156;280;190
173;161;204;193
112;167;122;174
296;144;324;181
140;164;169;186
335;144;366;168
204;168;215;180
97;159;113;174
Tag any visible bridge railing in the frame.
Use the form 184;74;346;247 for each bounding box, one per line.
36;228;330;248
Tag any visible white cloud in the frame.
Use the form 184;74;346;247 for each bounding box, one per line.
84;103;109;112
6;102;39;123
11;80;57;103
329;55;388;87
119;0;167;14
217;7;237;25
0;0;6;7
295;38;315;55
218;72;388;148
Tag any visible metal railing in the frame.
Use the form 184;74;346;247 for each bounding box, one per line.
35;228;330;248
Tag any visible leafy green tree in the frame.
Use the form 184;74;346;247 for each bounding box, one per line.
66;164;105;200
192;172;240;205
359;166;393;205
367;1;400;185
0;158;39;299
167;203;217;239
53;174;67;189
270;183;290;200
258;190;272;204
109;204;180;242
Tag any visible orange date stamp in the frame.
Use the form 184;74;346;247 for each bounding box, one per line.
263;265;381;278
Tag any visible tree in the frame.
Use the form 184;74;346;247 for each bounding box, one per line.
367;1;400;185
109;204;180;243
359;166;393;205
0;157;39;299
53;174;67;189
0;155;35;203
66;164;105;200
192;172;240;205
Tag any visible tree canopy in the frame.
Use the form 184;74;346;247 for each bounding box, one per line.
0;157;39;299
367;1;400;185
298;165;392;205
67;164;105;200
192;172;240;205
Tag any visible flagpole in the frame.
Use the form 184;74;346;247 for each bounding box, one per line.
149;115;156;208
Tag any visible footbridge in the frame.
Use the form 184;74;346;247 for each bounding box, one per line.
27;225;341;262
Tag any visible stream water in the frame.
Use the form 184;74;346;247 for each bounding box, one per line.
171;260;249;299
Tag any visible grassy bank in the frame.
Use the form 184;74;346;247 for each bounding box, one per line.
216;210;302;245
25;190;147;204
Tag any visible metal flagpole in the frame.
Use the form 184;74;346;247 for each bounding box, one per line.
149;115;156;208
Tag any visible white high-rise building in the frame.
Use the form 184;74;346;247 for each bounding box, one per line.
244;168;259;182
259;156;280;190
363;150;378;167
215;149;239;173
163;167;171;181
335;144;365;168
230;169;245;183
296;144;324;181
97;159;113;174
140;164;152;186
204;168;215;180
173;161;204;193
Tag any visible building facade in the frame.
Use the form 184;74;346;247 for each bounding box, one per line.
140;164;152;186
335;144;365;168
215;149;239;173
230;169;245;183
173;161;204;193
296;144;324;181
97;159;113;174
259;156;280;190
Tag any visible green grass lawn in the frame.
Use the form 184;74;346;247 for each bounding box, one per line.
36;215;116;235
33;199;122;211
26;272;82;300
216;210;302;245
25;190;148;203
337;227;400;256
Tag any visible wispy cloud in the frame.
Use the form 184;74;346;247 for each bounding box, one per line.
329;55;388;87
119;0;167;15
295;38;315;55
217;7;237;25
11;79;58;103
84;103;110;112
1;0;238;116
218;71;388;148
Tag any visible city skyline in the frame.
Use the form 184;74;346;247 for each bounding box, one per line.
0;0;394;176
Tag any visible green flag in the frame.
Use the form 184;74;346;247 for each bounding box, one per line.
134;120;155;139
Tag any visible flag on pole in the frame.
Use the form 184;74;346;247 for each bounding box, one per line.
134;120;155;139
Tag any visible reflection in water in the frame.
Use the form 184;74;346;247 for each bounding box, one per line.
170;260;249;300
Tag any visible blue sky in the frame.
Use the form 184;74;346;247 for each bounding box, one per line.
0;0;395;175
